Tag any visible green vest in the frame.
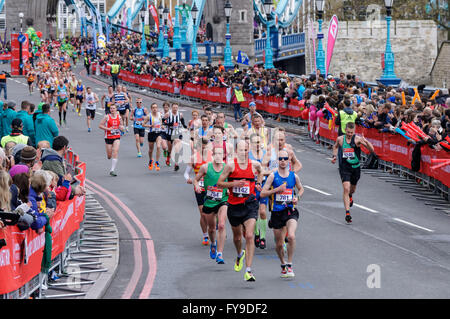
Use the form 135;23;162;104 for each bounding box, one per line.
111;64;119;74
1;134;29;148
234;89;245;102
341;136;360;168
203;162;228;208
339;110;358;134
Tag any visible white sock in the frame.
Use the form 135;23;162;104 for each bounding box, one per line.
111;158;118;172
246;267;252;273
203;232;208;238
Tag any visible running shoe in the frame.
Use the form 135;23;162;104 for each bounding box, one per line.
78;112;81;117
345;213;352;224
155;162;160;171
254;234;260;248
137;152;142;158
88;128;91;132
174;164;180;171
210;242;217;260
280;265;288;278
110;171;117;177
148;160;153;170
216;254;225;264
349;195;353;207
165;157;171;166
259;238;266;249
234;250;245;272
202;236;209;246
244;271;256;282
286;265;295;278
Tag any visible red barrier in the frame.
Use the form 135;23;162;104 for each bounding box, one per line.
318;117;450;187
0;162;86;295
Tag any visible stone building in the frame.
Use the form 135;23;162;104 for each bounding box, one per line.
305;19;439;85
203;0;255;65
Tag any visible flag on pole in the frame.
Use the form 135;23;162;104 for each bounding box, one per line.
325;15;339;76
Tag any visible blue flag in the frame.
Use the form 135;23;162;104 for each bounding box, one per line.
237;51;249;65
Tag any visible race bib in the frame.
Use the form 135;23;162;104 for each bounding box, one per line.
198;179;205;192
275;188;293;203
232;181;250;197
110;129;121;135
343;148;355;159
206;186;223;201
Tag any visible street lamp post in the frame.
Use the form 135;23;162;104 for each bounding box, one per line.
180;0;188;43
263;0;274;70
163;6;170;58
173;1;181;51
378;0;401;86
140;5;147;55
19;12;24;76
157;3;164;50
223;0;233;70
315;0;326;76
189;2;199;66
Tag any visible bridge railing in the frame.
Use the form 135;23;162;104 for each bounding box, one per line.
255;32;305;55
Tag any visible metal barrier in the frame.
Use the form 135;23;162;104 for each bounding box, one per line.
0;149;86;299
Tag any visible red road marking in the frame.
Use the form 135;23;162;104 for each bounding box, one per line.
86;179;157;299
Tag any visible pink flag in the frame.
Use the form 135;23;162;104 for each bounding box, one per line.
326;15;339;76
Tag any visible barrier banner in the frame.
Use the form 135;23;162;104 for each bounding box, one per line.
0;53;11;60
0;161;86;294
318;117;450;188
255;94;266;112
198;85;208;100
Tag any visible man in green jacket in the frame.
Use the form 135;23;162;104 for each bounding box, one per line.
35;103;59;147
1;101;17;138
15;101;35;146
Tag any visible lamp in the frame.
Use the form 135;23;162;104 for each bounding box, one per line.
223;0;233;70
190;2;199;65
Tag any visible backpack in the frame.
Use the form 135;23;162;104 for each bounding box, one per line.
362;152;379;169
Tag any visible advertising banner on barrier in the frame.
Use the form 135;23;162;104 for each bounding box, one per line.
0;162;86;294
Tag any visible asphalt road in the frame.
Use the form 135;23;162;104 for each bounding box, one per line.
6;64;450;299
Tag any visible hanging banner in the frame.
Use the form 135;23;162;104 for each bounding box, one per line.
326;15;339;76
149;4;159;31
308;18;317;74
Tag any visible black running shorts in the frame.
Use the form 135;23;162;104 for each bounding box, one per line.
269;207;299;229
227;196;258;227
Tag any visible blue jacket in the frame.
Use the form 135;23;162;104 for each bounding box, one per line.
29;187;48;230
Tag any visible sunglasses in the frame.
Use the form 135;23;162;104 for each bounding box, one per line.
278;157;289;161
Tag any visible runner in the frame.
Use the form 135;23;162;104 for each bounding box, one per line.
160;102;172;165
101;85;115;114
114;85;129;131
210;125;233;163
248;133;269;249
85;87;99;132
129;97;149;157
193;145;228;264
331;122;375;223
56;81;68;126
217;140;264;282
188;110;201;153
260;149;304;278
99;104;124;177
122;86;132;132
185;137;212;246
75;79;85;116
69;75;78;112
164;103;187;171
26;70;35;95
144;103;163;171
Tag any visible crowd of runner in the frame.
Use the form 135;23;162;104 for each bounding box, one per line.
1;32;449;285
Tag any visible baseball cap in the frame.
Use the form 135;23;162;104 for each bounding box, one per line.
249;102;256;107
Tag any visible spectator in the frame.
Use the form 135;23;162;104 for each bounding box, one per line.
1;118;32;148
35;103;59;147
28;172;49;232
1;101;17;138
15;101;36;146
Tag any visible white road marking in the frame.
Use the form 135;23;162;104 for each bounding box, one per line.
304;185;332;196
392;218;434;232
354;204;379;214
